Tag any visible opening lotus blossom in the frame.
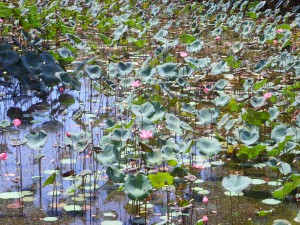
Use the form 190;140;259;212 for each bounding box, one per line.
13;119;21;127
131;80;141;88
263;92;272;100
277;28;284;33
139;130;153;140
0;153;8;160
204;87;210;93
180;51;188;57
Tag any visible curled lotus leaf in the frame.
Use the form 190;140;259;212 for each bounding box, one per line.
25;130;47;151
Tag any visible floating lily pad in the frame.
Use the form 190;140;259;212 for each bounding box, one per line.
64;205;82;211
42;217;58;222
262;199;281;205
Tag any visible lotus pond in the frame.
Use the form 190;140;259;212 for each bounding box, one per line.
1;0;300;224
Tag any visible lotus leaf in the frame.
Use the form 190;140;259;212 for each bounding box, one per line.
197;138;222;156
85;65;102;79
106;166;125;183
124;174;152;200
222;175;252;194
25;130;47;150
93;144;118;166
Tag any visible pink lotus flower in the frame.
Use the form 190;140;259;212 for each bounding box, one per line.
180;51;188;57
59;86;64;93
202;196;209;204
139;130;153;140
0;19;3;23
192;163;202;170
263;92;272;100
131;80;141;88
215;36;221;42
0;153;8;160
66;132;72;138
204;87;209;93
13;119;21;127
203;215;209;224
277;28;284;33
273;40;278;45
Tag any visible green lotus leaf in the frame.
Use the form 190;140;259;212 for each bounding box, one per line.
211;61;229;75
64;131;91;152
254;59;269;71
40;52;56;64
262;198;281;205
146;151;164;166
250;96;265;108
64;205;82;212
196;107;220;125
222;175;252;194
111;128;130;141
214;93;230;106
25;130;47;150
113;24;128;40
235;127;259;146
180;32;196;44
269;107;280;121
186;40;204;53
106;166;125;183
294;210;300;223
0;51;19;66
231;42;243;54
41;63;63;86
157;63;178;78
116;61;134;76
138;66;156;80
124;174;152;201
154;29;168;42
0;120;10;128
179;65;194;78
214;79;228;90
272;220;291;225
197;138;222;156
162;145;178;161
148;172;173;189
101;220;123;225
120;77;134;88
93;144;118;166
242;109;270;126
278;162;291;175
184;57;211;70
85;65;102;79
58;46;73;58
271;124;288;143
42;217;58;222
131;102;155;118
21;51;43;70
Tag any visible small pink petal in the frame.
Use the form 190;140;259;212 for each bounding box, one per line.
215;36;221;42
204;87;209;93
13;119;21;127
